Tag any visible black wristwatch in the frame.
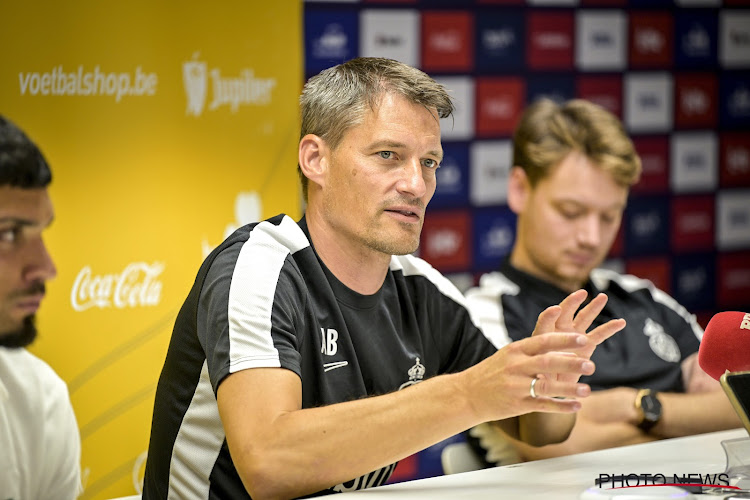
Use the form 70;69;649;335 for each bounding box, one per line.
634;388;662;433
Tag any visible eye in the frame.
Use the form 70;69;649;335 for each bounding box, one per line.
378;151;394;160
560;209;582;220
422;158;440;169
0;227;20;244
601;213;619;225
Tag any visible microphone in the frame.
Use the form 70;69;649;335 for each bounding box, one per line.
698;311;750;381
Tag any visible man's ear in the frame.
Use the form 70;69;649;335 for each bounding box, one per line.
299;134;328;190
507;166;531;215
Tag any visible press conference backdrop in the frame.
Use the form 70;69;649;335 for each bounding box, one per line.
304;0;750;484
1;3;301;498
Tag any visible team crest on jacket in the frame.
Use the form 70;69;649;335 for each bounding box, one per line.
399;358;425;390
643;318;680;362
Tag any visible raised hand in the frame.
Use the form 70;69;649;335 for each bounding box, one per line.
530;289;625;395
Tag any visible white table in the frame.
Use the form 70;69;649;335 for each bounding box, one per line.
337;429;749;499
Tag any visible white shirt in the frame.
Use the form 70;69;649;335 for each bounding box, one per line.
0;347;81;500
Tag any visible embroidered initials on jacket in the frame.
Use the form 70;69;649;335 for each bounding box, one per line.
320;327;338;356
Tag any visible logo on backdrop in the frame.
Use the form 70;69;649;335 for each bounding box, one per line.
727;144;749;176
313;24;348;60
684;24;710;57
70;262;164;311
202;191;263;258
18;65;157;102
183;52;277;116
426;228;461;258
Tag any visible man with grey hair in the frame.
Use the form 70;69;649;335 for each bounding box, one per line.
143;58;624;499
0;115;81;499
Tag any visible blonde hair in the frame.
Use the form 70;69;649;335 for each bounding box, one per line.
298;57;454;200
513;98;641;187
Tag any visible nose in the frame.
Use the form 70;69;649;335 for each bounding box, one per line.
577;215;602;249
396;158;428;199
24;237;57;283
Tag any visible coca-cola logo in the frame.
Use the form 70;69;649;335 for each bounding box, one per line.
71;262;164;311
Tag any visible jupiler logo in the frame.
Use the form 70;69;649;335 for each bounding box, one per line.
71;262;164;311
184;54;208;117
183;52;277;117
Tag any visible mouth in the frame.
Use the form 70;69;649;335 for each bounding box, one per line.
14;294;45;315
568;253;597;267
384;207;422;223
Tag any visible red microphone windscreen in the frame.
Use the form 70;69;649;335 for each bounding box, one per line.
698;311;750;381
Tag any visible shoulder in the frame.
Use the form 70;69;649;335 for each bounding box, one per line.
206;215;311;280
390;254;466;305
463;272;519;348
590;267;653;294
218;215;310;260
465;271;520;303
0;348;66;389
591;267;677;310
591;268;703;340
0;348;71;411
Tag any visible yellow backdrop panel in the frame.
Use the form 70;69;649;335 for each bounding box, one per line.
1;2;302;498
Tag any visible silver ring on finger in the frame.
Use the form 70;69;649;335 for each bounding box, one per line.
530;376;539;399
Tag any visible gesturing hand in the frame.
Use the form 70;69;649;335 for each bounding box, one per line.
531;289;625;394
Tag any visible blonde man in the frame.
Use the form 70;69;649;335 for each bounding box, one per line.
465;98;740;465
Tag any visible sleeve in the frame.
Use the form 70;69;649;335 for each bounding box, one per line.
631;279;703;361
440;304;497;374
463;271;527;348
37;372;81;500
424;279;498;374
654;291;703;361
198;238;307;393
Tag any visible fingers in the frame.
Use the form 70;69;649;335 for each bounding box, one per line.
531;305;562;337
586;318;626;346
572;293;608;332
531;375;592;400
528;397;583;413
529;351;595;379
520;331;588;355
557;289;588;328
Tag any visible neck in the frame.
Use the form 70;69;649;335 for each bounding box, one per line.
305;207;390;295
508;246;583;294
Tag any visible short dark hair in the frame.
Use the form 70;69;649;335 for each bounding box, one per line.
298;57;454;201
0;115;52;188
